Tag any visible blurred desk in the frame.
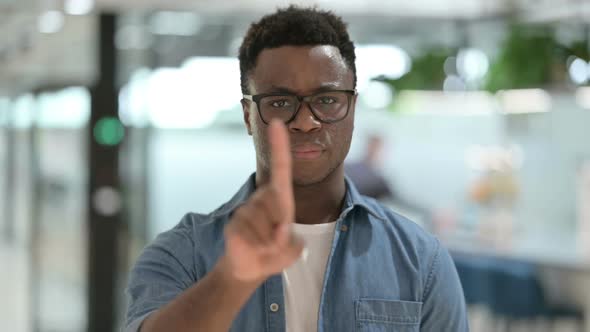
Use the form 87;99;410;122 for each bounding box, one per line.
445;230;590;271
444;231;590;330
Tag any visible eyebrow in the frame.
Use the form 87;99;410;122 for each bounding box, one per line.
266;83;343;95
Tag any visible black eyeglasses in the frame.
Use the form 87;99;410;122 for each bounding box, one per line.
243;89;357;125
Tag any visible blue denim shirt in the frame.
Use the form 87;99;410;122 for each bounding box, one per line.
125;174;468;331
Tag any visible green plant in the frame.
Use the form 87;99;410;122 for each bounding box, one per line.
484;24;571;92
373;23;590;104
374;47;456;91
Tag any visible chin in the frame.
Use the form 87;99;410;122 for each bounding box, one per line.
293;175;325;187
292;164;339;187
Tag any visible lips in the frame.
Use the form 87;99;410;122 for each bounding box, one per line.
291;144;324;160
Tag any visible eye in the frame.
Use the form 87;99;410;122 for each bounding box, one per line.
263;96;294;109
270;100;292;108
316;96;336;104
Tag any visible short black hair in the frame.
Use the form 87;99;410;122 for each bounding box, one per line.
238;5;356;94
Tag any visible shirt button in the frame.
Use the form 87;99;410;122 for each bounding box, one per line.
270;303;279;312
340;225;348;232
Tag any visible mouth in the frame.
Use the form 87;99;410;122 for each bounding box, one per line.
291;144;325;160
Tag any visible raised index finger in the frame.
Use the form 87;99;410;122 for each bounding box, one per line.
268;119;294;222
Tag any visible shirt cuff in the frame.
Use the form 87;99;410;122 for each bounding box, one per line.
123;311;154;332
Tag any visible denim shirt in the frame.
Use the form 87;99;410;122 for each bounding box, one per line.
125;174;468;332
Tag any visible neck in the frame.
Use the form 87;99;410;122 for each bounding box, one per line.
255;167;346;225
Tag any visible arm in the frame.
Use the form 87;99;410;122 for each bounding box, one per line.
125;121;302;332
138;256;262;332
124;220;264;332
420;241;469;331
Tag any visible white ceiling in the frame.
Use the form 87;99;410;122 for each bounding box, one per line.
92;0;588;20
0;0;589;95
96;0;507;18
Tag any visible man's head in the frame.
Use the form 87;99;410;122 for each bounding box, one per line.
238;6;357;186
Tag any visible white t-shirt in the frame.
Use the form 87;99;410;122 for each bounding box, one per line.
282;221;337;332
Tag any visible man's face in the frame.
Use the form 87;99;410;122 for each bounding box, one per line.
242;45;356;186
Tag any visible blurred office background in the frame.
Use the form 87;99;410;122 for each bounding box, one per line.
1;0;590;331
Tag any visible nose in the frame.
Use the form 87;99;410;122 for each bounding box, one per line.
287;102;321;133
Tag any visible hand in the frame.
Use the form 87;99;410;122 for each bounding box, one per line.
221;120;304;283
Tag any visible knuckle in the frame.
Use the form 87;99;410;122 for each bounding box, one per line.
224;223;237;238
255;187;275;204
250;198;266;211
233;204;251;220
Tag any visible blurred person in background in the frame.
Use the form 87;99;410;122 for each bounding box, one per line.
345;135;430;223
125;5;468;332
345;135;392;200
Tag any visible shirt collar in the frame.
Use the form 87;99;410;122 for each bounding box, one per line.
212;173;387;222
343;174;388;222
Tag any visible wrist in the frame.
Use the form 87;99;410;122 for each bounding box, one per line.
215;255;266;290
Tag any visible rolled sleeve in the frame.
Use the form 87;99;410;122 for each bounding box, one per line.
123;312;152;332
420;240;469;331
124;214;198;331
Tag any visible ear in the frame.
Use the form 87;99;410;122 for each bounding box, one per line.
241;99;253;135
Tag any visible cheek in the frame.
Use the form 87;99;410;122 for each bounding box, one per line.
251;116;271;161
249;112;265;142
327;122;353;157
343;127;354;153
324;130;333;146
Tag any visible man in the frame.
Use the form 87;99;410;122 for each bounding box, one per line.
345;135;393;200
125;6;468;332
345;135;432;228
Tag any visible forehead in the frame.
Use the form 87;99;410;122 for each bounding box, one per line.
249;45;353;94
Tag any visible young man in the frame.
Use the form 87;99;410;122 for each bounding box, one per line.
125;6;468;332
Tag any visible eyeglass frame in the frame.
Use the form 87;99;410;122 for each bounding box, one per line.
242;89;357;125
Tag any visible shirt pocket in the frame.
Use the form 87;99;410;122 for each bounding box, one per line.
355;299;422;332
